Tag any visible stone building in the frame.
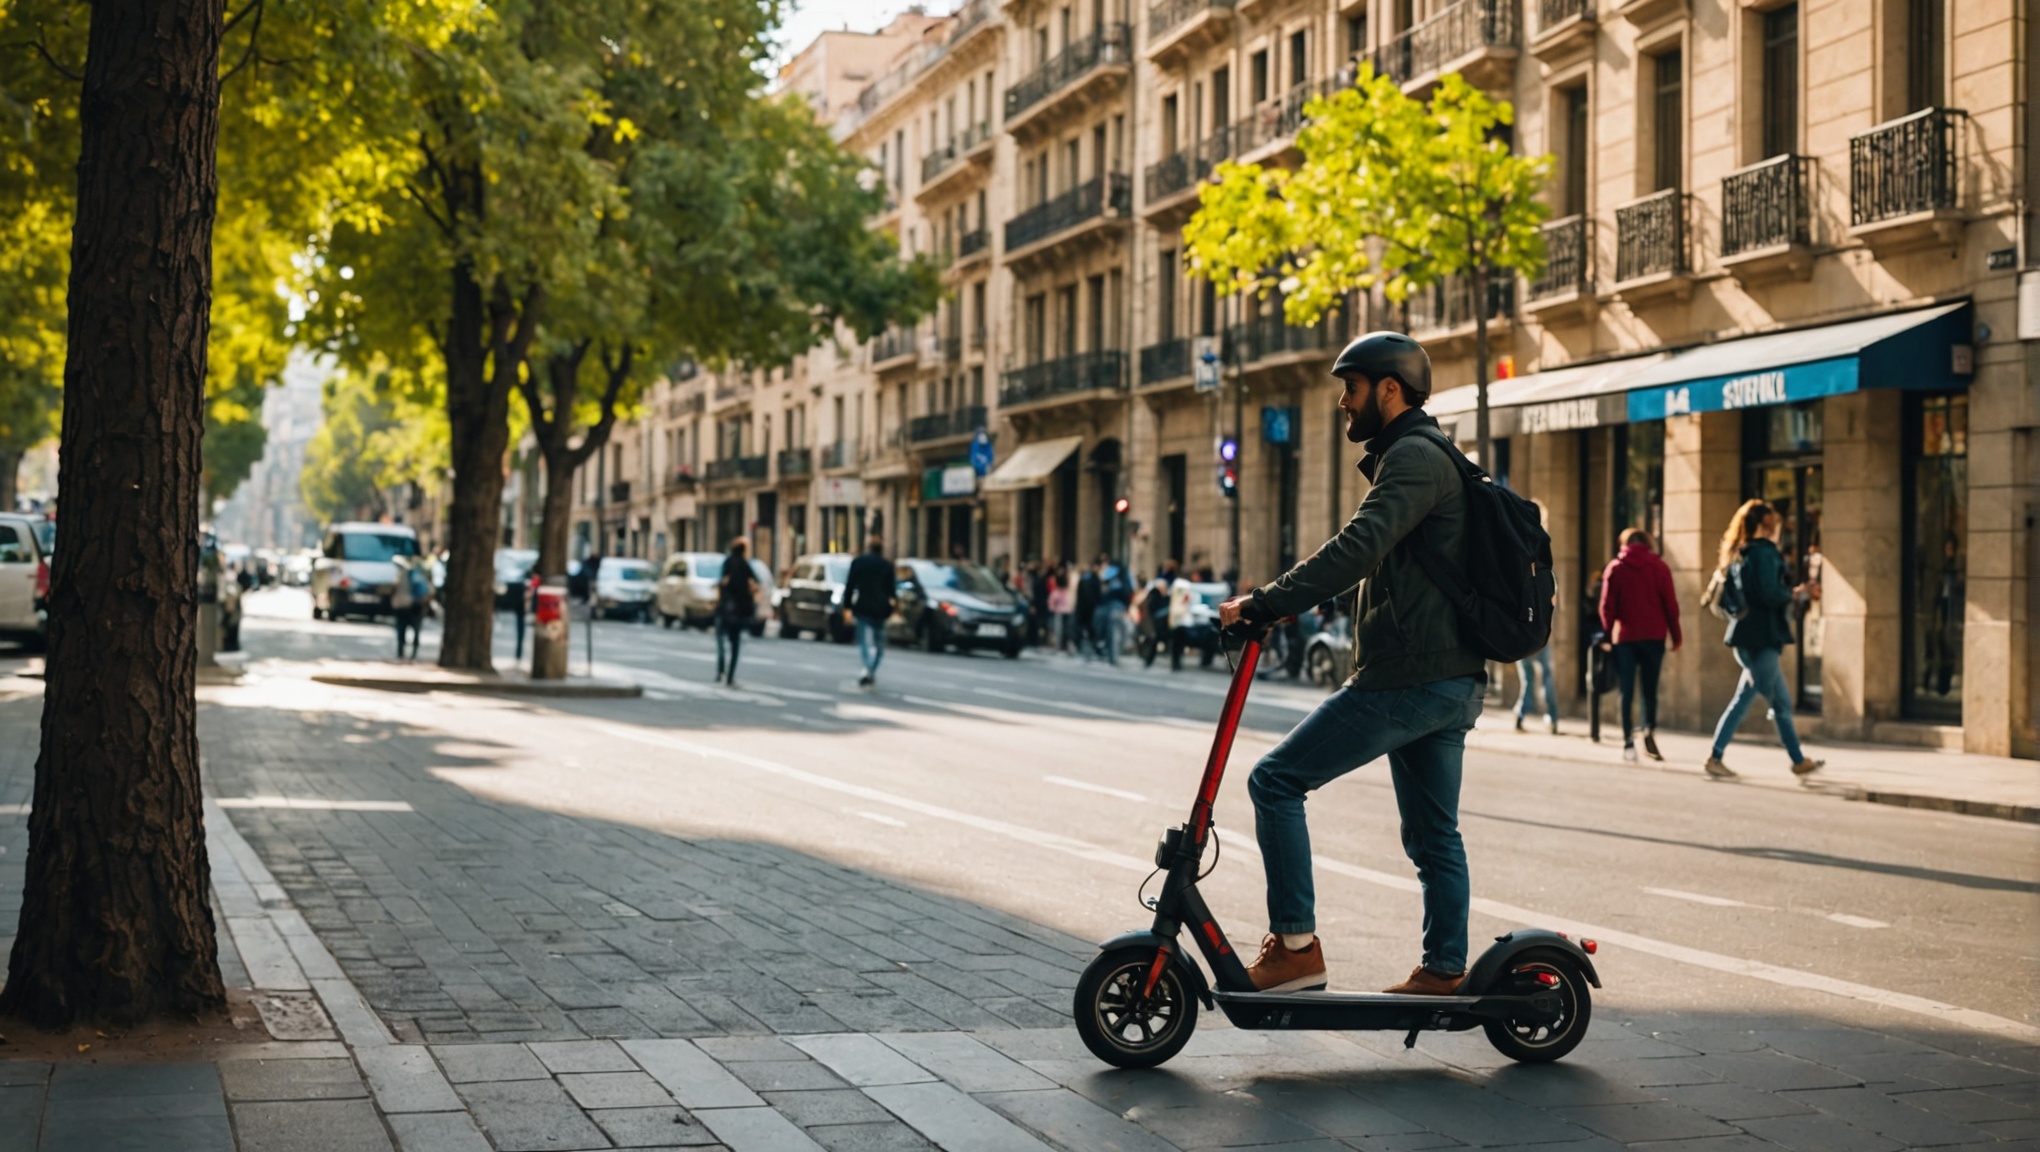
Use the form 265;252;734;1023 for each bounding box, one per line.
564;0;2034;757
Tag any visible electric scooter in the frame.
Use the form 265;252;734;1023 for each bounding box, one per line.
1072;621;1602;1069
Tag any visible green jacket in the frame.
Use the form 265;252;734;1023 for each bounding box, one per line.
1725;538;1795;651
1251;410;1487;690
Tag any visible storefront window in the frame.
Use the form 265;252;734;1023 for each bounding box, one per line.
1616;421;1664;546
1904;393;1967;721
1744;401;1824;711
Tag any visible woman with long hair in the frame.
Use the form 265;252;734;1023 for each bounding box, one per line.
714;537;761;687
1705;499;1823;779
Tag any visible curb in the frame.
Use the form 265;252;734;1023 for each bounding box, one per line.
310;673;642;699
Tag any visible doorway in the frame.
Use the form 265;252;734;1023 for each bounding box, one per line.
1743;402;1824;712
1902;392;1967;721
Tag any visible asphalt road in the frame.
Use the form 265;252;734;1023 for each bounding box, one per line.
237;585;2040;1039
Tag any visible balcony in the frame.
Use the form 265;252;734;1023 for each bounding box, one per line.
1139;337;1194;385
777;448;812;479
1369;0;1519;93
1530;0;1595;60
1721;154;1814;282
920;121;995;201
1228;309;1344;367
955;227;991;266
1147;0;1235;67
1004;173;1132;260
907;405;987;445
1145;124;1238;213
1849;107;1966;251
921;143;960;186
942;332;963;363
1233;77;1343;160
665;466;698;493
969;326;987;353
1003;24;1132;139
608;481;633;505
820;442;855;471
1612;188;1693;303
1526;215;1595;321
872;327;917;370
1000;351;1127;410
704;455;769;482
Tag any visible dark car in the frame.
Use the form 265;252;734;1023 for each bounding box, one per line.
779;553;855;641
887;558;1028;657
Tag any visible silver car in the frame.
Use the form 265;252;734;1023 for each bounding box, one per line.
311;522;420;620
654;552;774;634
593;557;658;622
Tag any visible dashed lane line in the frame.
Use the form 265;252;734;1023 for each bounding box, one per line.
589;721;2040;1042
1043;775;1148;803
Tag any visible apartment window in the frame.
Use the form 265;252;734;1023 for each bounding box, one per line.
1059;5;1072;50
1906;0;1944;112
893;129;905;187
1087;275;1106;351
1161;94;1179;155
1561;84;1589;217
1212;66;1230;129
832;396;845;446
1025;294;1047;363
1652;49;1683;190
971;282;986;340
1064;139;1080;190
1092;124;1108;178
1289;30;1308;89
1761;4;1798;159
1198;278;1217;335
1034;26;1048;67
1157;249;1179;340
1108;269;1123;349
970;366;984;406
1056;287;1079;357
1345;13;1366;58
1395;0;1413;31
1250;50;1268;104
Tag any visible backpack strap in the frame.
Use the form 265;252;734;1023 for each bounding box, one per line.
1397;427;1477;611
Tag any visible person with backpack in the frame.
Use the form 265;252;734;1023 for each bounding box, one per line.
1704;500;1824;780
843;535;896;688
390;553;430;660
1219;332;1553;997
713;538;761;687
1599;527;1682;761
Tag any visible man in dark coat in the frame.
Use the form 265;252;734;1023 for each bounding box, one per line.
844;536;897;688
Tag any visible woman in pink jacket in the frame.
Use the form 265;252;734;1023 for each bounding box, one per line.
1599;528;1683;762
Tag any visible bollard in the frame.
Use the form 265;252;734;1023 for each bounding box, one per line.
532;578;569;680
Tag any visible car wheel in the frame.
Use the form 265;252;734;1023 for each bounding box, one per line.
660;612;674;629
780;620;802;640
920;622;943;653
1001;643;1021;659
1307;643;1338;687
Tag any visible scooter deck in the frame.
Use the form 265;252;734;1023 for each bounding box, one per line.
1212;988;1553;1032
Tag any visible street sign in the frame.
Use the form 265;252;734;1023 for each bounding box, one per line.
968;429;994;475
1193;335;1221;393
1260;406;1298;445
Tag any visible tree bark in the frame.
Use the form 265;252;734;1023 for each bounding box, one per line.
1;0;226;1028
521;345;630;679
0;450;20;514
435;254;505;671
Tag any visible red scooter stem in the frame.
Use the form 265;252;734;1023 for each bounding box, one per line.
1187;635;1261;847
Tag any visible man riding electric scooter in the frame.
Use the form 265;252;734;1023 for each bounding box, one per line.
1219;331;1486;998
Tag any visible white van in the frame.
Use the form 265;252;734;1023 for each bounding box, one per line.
311;522;421;621
0;513;51;650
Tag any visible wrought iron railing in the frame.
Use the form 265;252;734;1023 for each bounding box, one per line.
943;333;963;363
960;120;994;153
1227;310;1345;364
1005;173;1132;251
821;442;853;470
1370;0;1517;83
1723;154;1813;256
665;467;698;493
1000;351;1127;407
1139;337;1193;383
1004;24;1132;121
777;448;812;478
1538;0;1593;31
1615;189;1690;282
958;228;990;259
1146;121;1243;202
1406;275;1515;333
1849;107;1964;227
907;405;987;444
704;455;769;482
922;143;959;185
873;327;916;364
1529;215;1593;298
1149;0;1235;42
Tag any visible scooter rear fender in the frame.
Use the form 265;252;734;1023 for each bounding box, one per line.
1097;930;1215;1009
1464;929;1602;993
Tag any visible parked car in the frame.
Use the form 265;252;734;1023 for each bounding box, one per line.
493;548;538;611
887;558;1028;657
778;553;855;641
281;549;315;587
0;512;51;651
1169;580;1231;668
1302;606;1353;687
592;557;658;621
654;552;774;635
310;522;421;620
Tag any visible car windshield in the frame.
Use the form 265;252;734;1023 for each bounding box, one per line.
1194;585;1230;608
611;563;654;583
30;521;52;557
495;550;537;580
690;556;724;579
821;557;852;583
912;562;1007;597
337;532;418;562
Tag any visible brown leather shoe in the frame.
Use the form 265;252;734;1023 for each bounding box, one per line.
1383;966;1465;995
1246;935;1327;993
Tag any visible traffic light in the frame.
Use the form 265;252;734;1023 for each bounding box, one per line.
1113;496;1130;515
1217;436;1238;498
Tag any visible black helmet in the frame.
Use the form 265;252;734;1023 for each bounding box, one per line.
1331;331;1431;404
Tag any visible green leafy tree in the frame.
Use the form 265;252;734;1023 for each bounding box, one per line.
301;361;449;523
1186;68;1551;467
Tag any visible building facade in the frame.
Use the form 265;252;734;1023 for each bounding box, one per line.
567;0;2035;757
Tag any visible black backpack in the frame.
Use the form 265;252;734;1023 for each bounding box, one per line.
1404;428;1556;664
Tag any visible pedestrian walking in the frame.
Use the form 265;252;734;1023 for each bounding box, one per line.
844;535;896;688
713;538;761;687
1138;559;1178;666
1028;560;1052;647
1048;564;1075;653
1094;553;1133;665
1599;527;1682;761
1074;562;1101;661
1513;642;1559;734
1704;499;1824;779
390;553;429;660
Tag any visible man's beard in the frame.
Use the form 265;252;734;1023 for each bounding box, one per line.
1345;385;1385;443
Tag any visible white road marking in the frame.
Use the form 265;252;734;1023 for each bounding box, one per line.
1643;886;1770;909
0;803;27;815
853;810;908;827
589;721;2039;1042
1826;912;1890;929
1044;775;1148;803
216;797;413;812
971;686;1208;729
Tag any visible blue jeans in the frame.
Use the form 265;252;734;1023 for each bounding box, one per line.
1248;675;1485;974
1091;604;1124;664
1710;646;1806;764
855;616;886;676
1514;645;1558;722
714;615;748;681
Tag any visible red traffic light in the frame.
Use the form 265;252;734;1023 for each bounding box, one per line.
1113;497;1130;515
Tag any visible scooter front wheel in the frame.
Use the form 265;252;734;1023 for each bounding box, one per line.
1073;946;1198;1069
1483;950;1592;1063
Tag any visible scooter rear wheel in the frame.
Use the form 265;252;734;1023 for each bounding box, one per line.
1482;950;1592;1063
1074;946;1198;1069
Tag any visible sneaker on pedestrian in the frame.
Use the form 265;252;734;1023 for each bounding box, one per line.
1548;717;1560;735
1791;758;1825;777
1642;731;1663;761
1246;934;1327;993
1622;744;1638;762
1513;715;1525;732
1704;756;1738;779
857;673;873;687
1383;966;1464;996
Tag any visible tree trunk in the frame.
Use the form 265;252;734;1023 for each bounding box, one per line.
1472;263;1492;473
537;448;575;582
1;0;226;1029
0;450;20;514
436;256;510;671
